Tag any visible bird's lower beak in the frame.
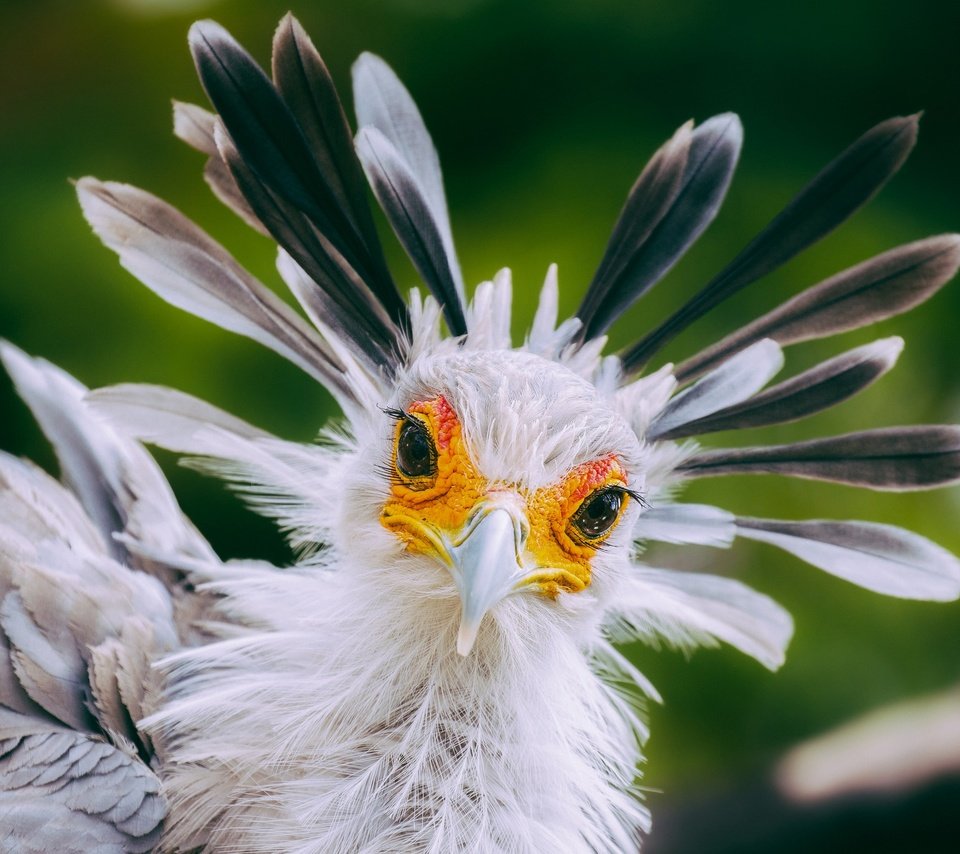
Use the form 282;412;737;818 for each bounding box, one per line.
447;502;529;656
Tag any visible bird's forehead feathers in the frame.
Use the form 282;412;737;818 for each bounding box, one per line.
391;349;642;491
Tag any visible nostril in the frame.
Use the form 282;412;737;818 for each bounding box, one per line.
514;514;530;549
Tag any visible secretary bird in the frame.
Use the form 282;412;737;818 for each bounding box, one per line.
2;13;960;853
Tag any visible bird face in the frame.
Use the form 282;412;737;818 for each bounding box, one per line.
379;349;644;654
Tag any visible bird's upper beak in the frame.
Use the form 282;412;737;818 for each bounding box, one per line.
445;499;530;656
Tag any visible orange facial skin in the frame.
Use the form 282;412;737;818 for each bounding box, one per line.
526;456;629;595
381;397;485;557
380;396;633;594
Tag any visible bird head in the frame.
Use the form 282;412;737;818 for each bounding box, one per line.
371;349;643;654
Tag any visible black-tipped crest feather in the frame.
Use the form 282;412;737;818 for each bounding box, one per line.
680;425;960;490
654;338;902;439
622;115;919;373
188;19;407;367
676;234;960;381
579;114;742;340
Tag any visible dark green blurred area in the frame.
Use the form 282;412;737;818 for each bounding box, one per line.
2;0;959;844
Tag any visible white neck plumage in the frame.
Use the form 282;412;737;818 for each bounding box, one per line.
155;559;649;852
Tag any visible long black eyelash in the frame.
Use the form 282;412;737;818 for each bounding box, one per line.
620;487;649;510
381;405;429;432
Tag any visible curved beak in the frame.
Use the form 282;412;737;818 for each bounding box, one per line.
447;502;529;656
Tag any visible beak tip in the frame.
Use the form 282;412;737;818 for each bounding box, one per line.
456;620;479;657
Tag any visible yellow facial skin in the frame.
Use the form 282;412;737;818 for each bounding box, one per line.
380;396;632;595
381;396;485;559
526;455;630;595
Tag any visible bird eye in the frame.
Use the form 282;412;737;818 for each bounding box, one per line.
396;418;436;479
572;488;624;540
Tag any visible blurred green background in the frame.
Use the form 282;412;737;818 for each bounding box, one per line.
2;0;959;848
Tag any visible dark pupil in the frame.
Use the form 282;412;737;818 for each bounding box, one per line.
577;490;622;538
397;421;434;477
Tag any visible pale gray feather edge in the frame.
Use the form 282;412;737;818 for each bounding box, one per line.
676;234;960;382
737;517;960;601
356;126;467;335
647;338;783;439
76;177;360;406
352;50;466;311
653;337;903;440
172;100;269;235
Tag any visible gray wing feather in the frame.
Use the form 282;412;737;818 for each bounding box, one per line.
0;709;164;853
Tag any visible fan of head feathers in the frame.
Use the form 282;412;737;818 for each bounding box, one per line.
2;13;960;853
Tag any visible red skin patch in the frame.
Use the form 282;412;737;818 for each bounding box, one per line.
410;395;458;450
566;455;624;504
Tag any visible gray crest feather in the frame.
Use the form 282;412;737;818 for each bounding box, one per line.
655;337;903;440
633;503;736;548
75;177;361;405
677;234;960;381
647;338;783;440
356;126;468;335
737;518;960;601
188;18;408;371
623;114;919;372
213;123;404;374
579;113;742;340
188;19;401;316
679;425;960;490
173;100;268;235
271;15;387;266
353;52;467;334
